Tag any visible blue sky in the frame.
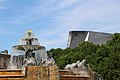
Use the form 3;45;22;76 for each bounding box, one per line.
0;0;120;53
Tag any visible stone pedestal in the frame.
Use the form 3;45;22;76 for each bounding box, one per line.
26;66;49;80
26;66;59;80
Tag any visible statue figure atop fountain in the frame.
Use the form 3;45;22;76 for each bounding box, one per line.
8;30;49;69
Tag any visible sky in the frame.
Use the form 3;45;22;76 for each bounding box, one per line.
0;0;120;53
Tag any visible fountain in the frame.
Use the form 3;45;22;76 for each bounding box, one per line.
8;30;48;69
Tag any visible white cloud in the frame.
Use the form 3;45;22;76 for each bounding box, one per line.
8;0;120;49
54;0;120;30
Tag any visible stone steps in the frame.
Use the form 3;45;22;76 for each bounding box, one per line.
0;69;25;78
0;75;25;78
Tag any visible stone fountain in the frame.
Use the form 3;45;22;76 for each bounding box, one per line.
0;30;59;80
8;30;48;69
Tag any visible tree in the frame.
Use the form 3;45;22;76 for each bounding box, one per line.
47;33;120;80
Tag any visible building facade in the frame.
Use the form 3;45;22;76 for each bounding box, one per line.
67;31;113;48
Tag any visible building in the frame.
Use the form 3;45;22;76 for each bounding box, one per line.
0;50;10;69
67;31;113;48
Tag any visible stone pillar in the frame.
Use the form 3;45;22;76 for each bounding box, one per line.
49;65;59;80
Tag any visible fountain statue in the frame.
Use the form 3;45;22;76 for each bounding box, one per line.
8;30;51;69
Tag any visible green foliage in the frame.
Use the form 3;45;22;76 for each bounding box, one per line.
47;33;120;80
